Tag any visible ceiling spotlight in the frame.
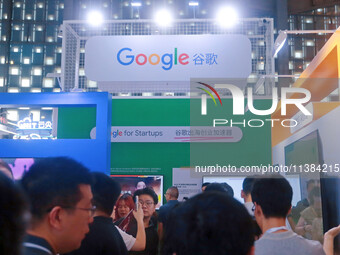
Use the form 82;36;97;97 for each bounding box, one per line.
155;9;173;27
189;1;199;6
216;6;239;28
87;11;104;27
131;2;142;7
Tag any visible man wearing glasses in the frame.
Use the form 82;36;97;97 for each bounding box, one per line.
131;187;159;255
20;157;94;255
66;172;128;255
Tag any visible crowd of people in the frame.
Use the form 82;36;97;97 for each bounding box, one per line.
0;157;340;255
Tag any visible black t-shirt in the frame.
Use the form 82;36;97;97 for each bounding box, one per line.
115;216;159;255
65;216;128;255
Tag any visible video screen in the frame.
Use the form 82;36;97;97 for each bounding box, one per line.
0;158;38;180
110;175;163;209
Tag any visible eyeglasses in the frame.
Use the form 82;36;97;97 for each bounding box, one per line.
139;200;154;207
47;205;97;217
71;206;97;217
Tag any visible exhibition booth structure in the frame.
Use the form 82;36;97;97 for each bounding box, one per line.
1;18;276;200
58;18;276;206
272;28;340;248
1;17;340;248
0;92;111;177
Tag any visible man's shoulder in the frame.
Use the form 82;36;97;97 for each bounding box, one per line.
22;246;52;255
289;234;324;253
68;217;128;255
158;200;179;223
88;216;121;238
160;200;179;210
255;231;324;255
22;234;55;255
158;204;168;217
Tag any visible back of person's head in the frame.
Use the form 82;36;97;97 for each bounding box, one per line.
167;186;179;199
242;176;257;195
251;174;292;218
91;172;121;216
0;172;28;255
201;182;210;191
133;187;158;204
164;191;254;255
20;157;92;221
0;160;13;179
205;182;234;197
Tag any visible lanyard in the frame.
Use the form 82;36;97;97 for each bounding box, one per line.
23;242;54;255
265;226;289;234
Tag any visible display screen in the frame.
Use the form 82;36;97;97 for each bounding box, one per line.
110;175;163;209
0;157;39;180
285;130;323;167
284;130;324;243
284;130;323;201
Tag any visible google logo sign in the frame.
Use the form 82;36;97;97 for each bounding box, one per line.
117;47;189;71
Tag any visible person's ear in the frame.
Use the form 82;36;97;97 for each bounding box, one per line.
247;246;255;255
48;206;64;230
287;205;292;215
241;190;245;199
254;203;262;217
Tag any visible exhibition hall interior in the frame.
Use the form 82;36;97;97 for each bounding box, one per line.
1;0;340;255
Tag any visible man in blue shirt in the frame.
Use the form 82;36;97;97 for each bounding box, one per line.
158;186;179;241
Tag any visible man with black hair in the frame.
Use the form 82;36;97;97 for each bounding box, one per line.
163;191;255;255
0;172;28;255
204;182;234;197
158;186;179;241
251;174;325;255
241;176;257;216
20;157;94;255
131;187;159;255
66;172;135;255
201;182;210;192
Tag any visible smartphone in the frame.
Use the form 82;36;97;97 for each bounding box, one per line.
135;195;139;211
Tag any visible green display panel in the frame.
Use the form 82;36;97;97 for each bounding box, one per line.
111;99;190;190
58;99;272;193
